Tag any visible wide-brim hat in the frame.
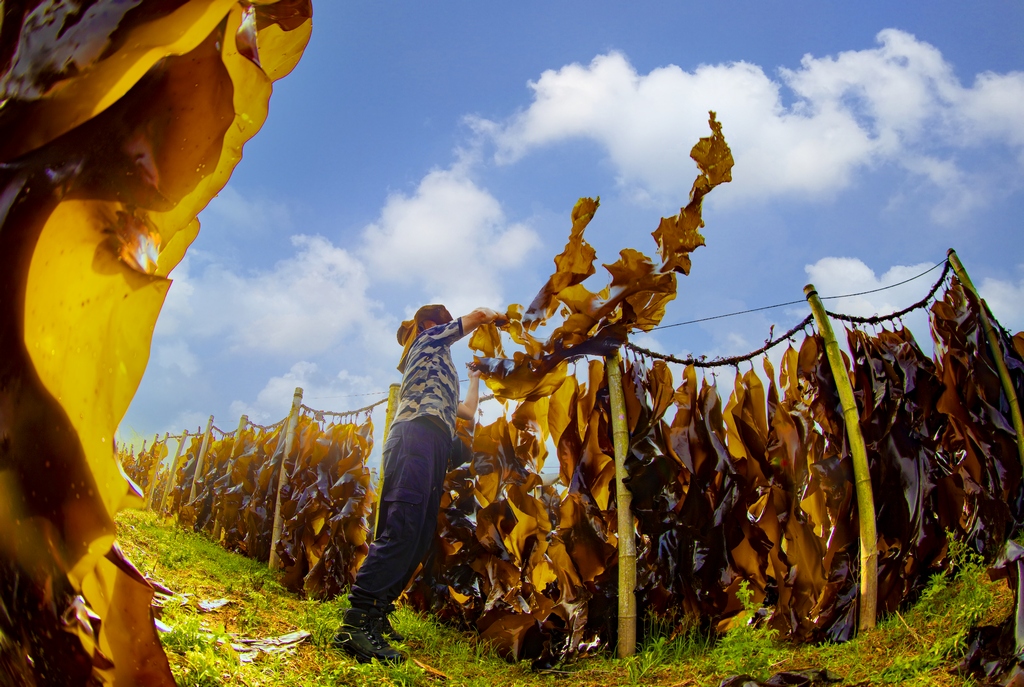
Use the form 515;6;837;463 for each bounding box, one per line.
396;304;453;371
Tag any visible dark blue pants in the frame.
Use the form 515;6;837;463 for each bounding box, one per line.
349;417;449;611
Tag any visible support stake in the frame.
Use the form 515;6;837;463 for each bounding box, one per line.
805;284;877;631
213;415;249;541
269;388;303;571
160;430;189;515
947;249;1024;470
606;350;636;657
373;383;402;539
145;433;167;510
188;415;215;504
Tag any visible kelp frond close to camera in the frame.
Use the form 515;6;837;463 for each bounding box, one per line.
0;2;312;684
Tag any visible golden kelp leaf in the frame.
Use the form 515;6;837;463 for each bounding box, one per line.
0;2;312;682
652;111;734;275
469;322;506;359
0;1;238;163
577;359;606;441
547;376;578;453
724;367;769;464
545;249;677;335
479;614;539;661
690;110;735;191
473;118;730;429
523;197;600;327
503;304;547;359
647;360;675;427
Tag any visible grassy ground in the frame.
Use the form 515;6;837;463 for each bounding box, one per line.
116;508;1013;686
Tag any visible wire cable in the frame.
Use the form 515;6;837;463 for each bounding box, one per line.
648;258;948;332
630;259;951;368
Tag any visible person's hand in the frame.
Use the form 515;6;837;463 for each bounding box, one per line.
466;365;482;380
462;307;508;334
473;307;500;322
475;307;508;327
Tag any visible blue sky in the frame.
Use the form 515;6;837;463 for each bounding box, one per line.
118;1;1024;455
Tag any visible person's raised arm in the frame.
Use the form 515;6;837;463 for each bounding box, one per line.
457;367;481;421
459;307;505;337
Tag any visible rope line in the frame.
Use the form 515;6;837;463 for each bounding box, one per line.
649;258;948;332
630;259;951;368
824;261;950;325
305;390;390;401
628;315;813;368
148;257;954;435
301;397;388;421
248;418;287;432
820;259;947;302
211;425;237;438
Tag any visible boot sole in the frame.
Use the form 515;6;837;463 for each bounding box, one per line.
332;635;404;665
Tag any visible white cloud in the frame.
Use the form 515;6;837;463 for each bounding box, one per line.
203;185;292;236
360;165;541;315
980;274;1024;333
473;30;1024;219
230;363;391;465
229;362;385;423
169;411;210;438
804;257;937;348
161;235;390;357
156;339;199;377
158;256;196;336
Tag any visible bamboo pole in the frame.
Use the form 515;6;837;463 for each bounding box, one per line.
805;284;877;631
947;249;1024;470
606;350;637;657
145;432;168;510
372;383;402;539
269;388;303;571
213;415;249;541
160;430;189;515
187;415;215;504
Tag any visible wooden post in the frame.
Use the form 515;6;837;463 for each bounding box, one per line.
145;432;168;510
373;383;402;538
606;350;636;657
269;388;303;571
213;415;249;541
805;284;877;631
160;430;189;515
188;415;215;504
947;249;1024;470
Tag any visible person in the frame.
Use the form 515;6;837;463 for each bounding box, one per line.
333;304;503;663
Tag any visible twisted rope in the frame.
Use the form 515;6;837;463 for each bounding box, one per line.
627;260;952;368
211;425;236;438
301;396;388;424
247;418;287;432
824;260;951;325
628;315;814;368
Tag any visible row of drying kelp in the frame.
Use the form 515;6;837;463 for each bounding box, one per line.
405;279;1024;664
152;414;378;599
0;2;313;684
120;441;168;500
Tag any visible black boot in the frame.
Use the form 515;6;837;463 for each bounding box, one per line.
380;604;405;642
332;608;404;664
379;614;404;643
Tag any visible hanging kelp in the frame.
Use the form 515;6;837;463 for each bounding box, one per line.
471;113;733;401
931;280;1024;554
0;2;311;683
408;272;1024;661
274;415;377;598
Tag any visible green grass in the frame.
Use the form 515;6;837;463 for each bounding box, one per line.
116;508;1013;686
